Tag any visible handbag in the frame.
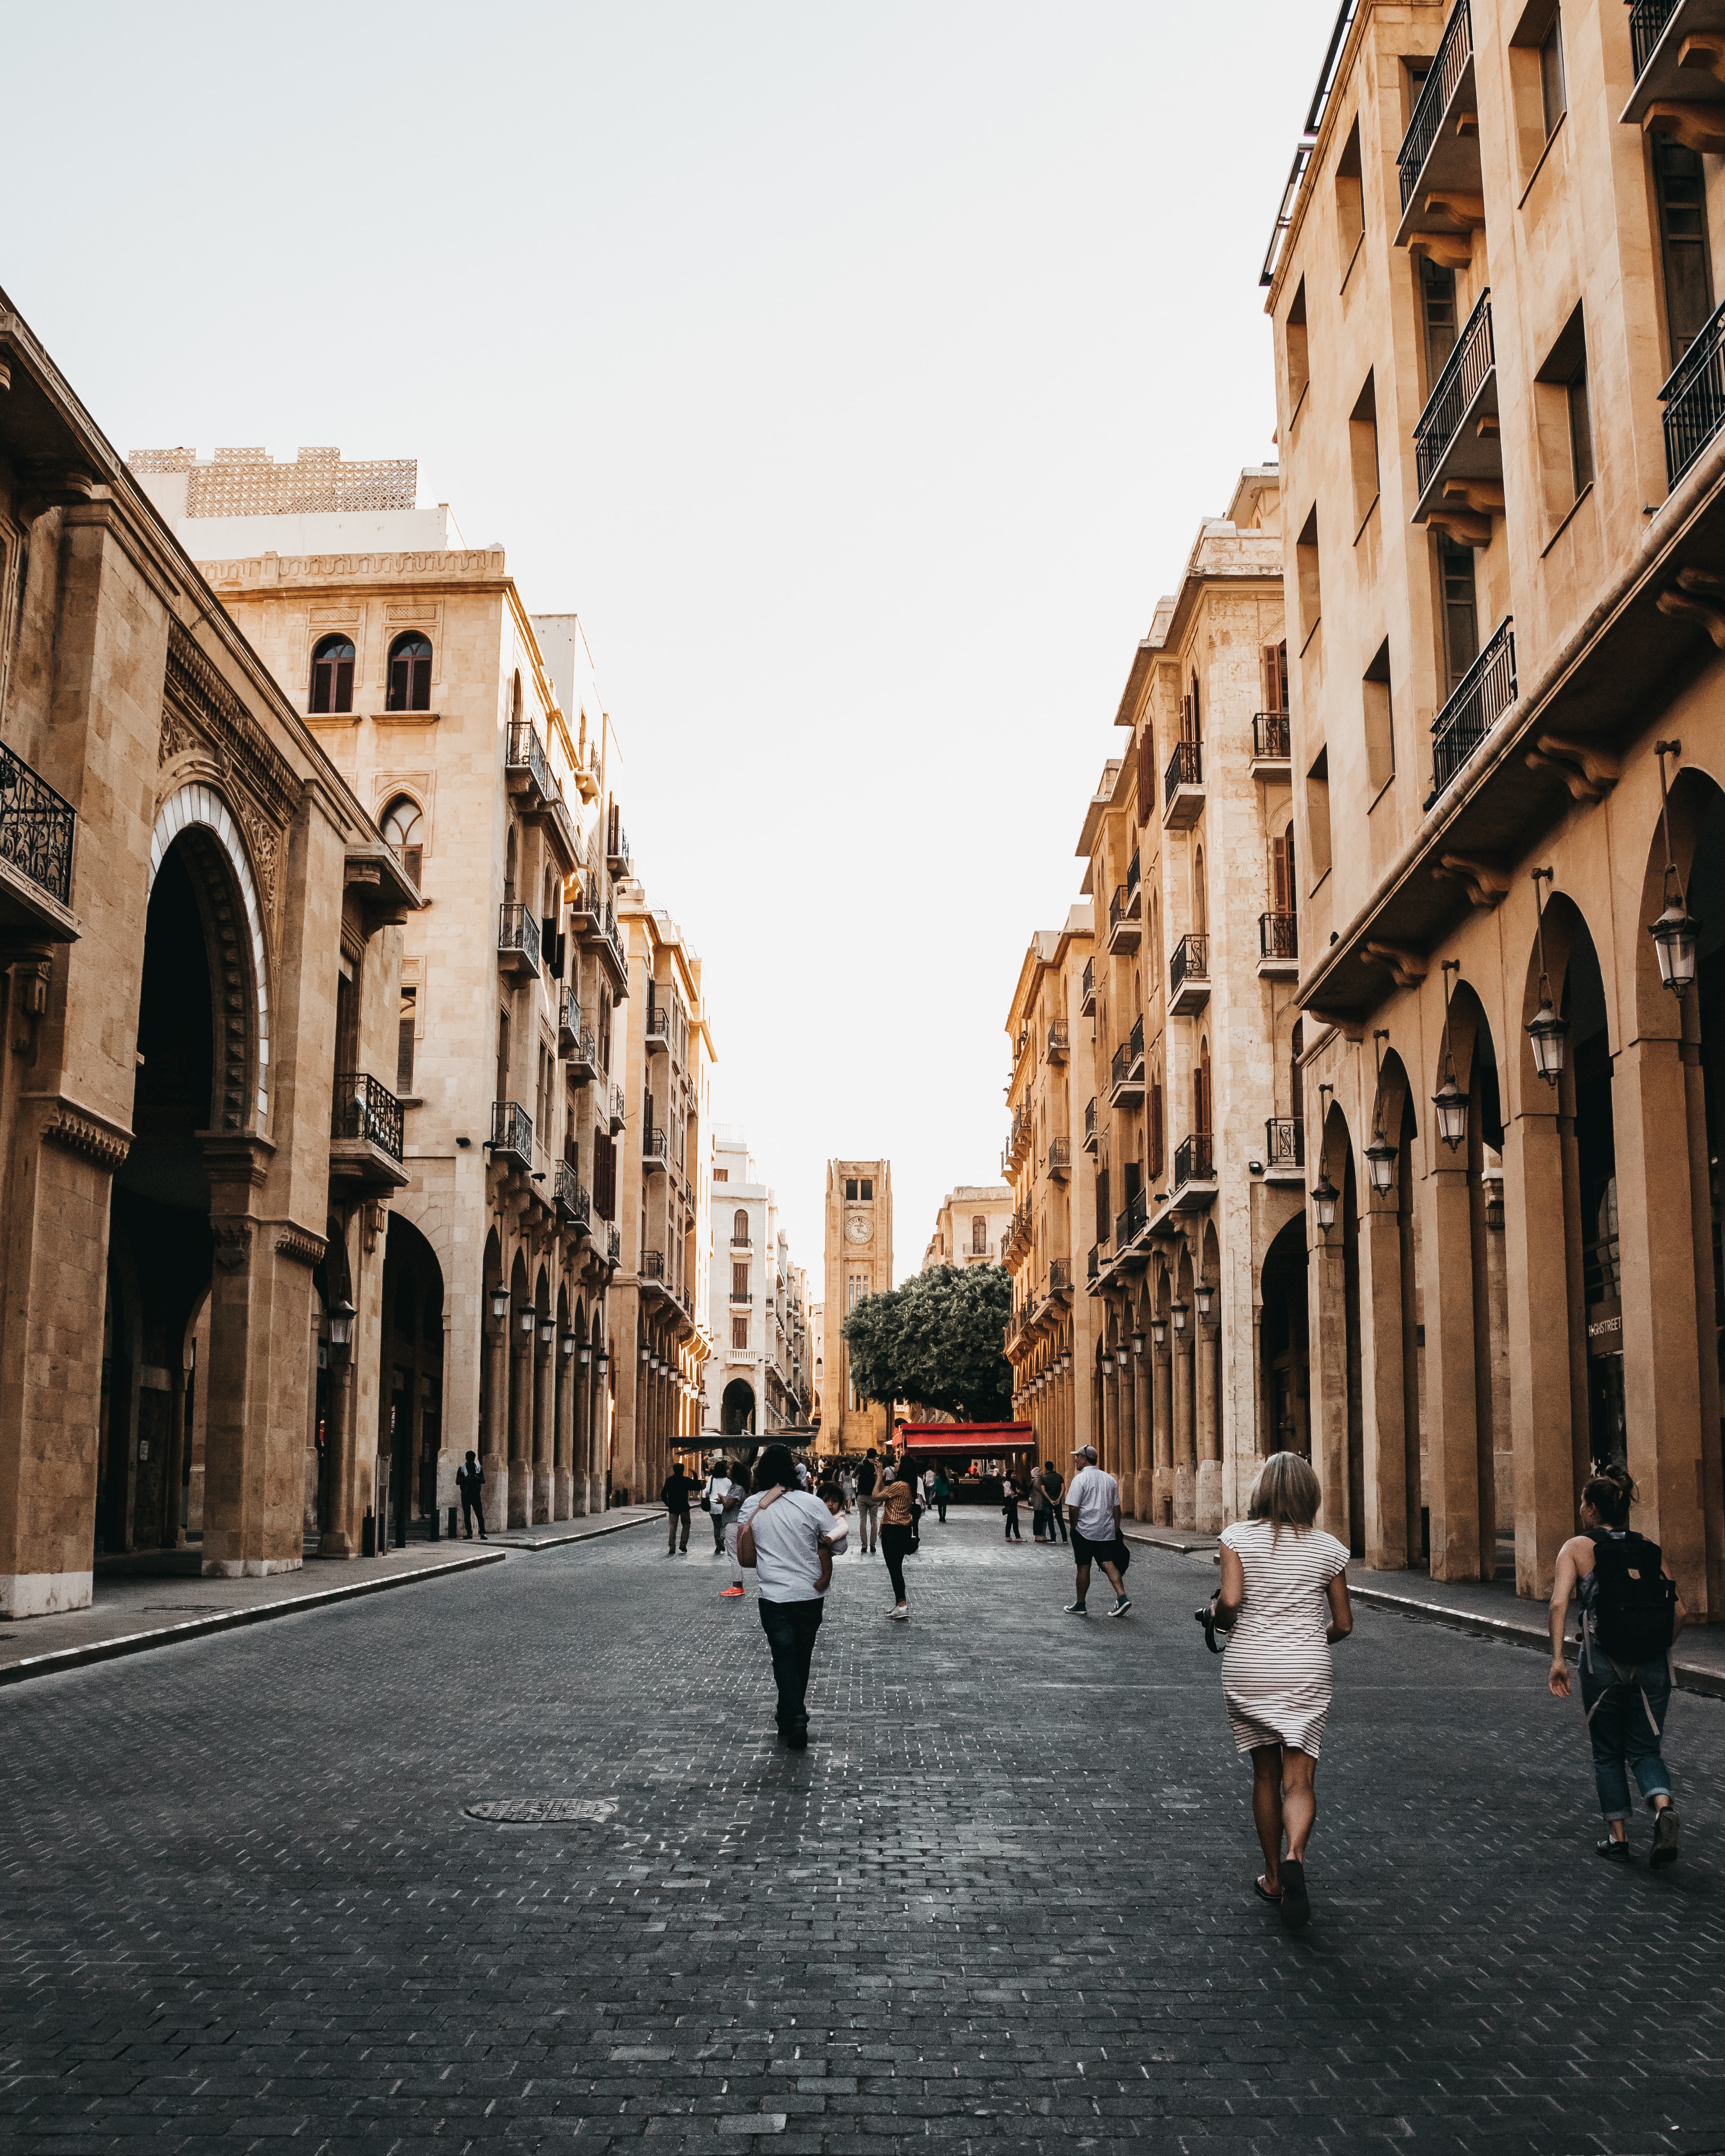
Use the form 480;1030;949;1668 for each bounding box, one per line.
1195;1601;1223;1654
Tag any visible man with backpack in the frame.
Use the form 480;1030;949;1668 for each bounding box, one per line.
662;1461;696;1554
1548;1463;1686;1866
855;1450;882;1556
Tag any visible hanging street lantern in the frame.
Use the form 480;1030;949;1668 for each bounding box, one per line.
539;1316;556;1348
1099;1351;1114;1373
597;1352;610;1375
488;1285;509;1323
328;1297;355;1351
1130;1328;1146;1356
1194;1282;1213;1320
1364;1131;1397;1197
1310;1170;1339;1236
639;1342;651;1363
1650;740;1702;998
1483;1178;1505;1231
1526;869;1568;1085
1151;1315;1168;1349
1171;1298;1190;1336
1433;960;1468;1151
578;1341;592;1365
518;1303;536;1335
561;1330;578;1360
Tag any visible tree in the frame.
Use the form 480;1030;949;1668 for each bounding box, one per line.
841;1263;1013;1423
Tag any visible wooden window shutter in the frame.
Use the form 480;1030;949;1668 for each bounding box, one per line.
1263;642;1282;716
1149;1083;1164;1179
1136;723;1155;824
593;1132;617;1218
1271;834;1292;914
1096;1166;1110;1243
1180;692;1193;742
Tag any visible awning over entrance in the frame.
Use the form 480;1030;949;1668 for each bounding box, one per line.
896;1421;1036;1454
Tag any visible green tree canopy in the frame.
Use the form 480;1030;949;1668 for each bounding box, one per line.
841;1262;1013;1423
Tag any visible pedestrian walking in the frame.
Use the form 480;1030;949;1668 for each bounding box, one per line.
1001;1473;1023;1542
1206;1450;1352;1933
662;1461;696;1554
855;1450;882;1556
1548;1462;1685;1866
737;1442;842;1748
702;1460;730;1552
1039;1459;1068;1543
715;1464;746;1598
838;1464;857;1508
455;1450;487;1540
879;1459;921;1620
932;1465;951;1523
1064;1446;1130;1616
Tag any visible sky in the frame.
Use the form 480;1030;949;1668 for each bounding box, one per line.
6;0;1336;1281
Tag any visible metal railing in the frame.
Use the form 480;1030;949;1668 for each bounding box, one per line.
1397;0;1473;207
577;1025;598;1071
608;819;632;876
607;1224;621;1264
1129;1013;1144;1067
1047;1019;1069;1058
1259;911;1298;961
732;1233;753;1248
1429;616;1516;804
611;1082;626;1129
1088;1245;1100;1284
1110;1042;1132;1092
645;998;669;1048
1252;711;1290;760
1414;289;1494;494
1126;848;1140;896
505;719;553;801
1048;1135;1071;1174
0;744;75;909
490;1099;532;1165
1115;1191;1148;1248
498;901;540;969
601;903;627;973
641;1249;664;1280
554;1161;591;1227
1265;1117;1304;1170
331;1072;404;1161
1165;738;1202;798
1048;1258;1071;1295
1170;933;1209;999
1080;956;1097;1008
1659;292;1725;486
558;986;582;1044
1174;1132;1215;1188
643;1126;668;1165
1084;1098;1097;1146
1630;0;1679;79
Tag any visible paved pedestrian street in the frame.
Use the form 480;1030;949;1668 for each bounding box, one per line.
4;1517;1724;2156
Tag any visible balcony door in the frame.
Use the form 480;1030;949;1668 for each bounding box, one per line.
1438;535;1479;697
1655;140;1714;365
1420;259;1458;394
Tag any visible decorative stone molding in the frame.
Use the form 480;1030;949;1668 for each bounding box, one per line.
1362;941;1430;990
212;1221;253;1271
41;1101;131;1171
164;620;302;829
149;784;271;1129
275;1225;328;1267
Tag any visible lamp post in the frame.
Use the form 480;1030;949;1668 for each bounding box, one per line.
1649;740;1700;995
1432;960;1469;1151
1527;868;1568;1085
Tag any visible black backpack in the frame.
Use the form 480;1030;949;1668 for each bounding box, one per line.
1587;1529;1677;1665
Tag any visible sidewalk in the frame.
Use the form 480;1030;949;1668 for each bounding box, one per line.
1121;1521;1725;1699
0;1507;659;1689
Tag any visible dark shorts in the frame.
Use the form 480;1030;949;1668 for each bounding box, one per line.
1071;1528;1124;1568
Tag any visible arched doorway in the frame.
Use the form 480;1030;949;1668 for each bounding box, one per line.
721;1378;756;1438
380;1216;445;1546
1260;1214;1308;1463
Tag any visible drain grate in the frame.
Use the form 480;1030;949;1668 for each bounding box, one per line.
464;1797;618;1825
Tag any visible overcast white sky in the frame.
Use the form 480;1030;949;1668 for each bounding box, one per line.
8;0;1335;1280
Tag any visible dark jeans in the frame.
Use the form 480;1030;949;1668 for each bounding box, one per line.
1003;1502;1021;1540
666;1505;690;1551
936;1498;948;1522
759;1595;824;1728
460;1490;485;1538
710;1507;725;1551
881;1523;915;1602
1580;1653;1675;1822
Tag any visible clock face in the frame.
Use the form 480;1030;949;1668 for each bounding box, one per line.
846;1213;872;1243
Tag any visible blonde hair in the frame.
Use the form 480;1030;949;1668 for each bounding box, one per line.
1247;1451;1321;1539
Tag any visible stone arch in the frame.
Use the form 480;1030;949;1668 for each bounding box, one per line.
148;784;271;1131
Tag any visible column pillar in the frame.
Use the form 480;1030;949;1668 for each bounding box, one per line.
1419;1162;1483;1582
533;1336;553;1525
483;1318;509;1530
508;1320;531;1529
571;1362;591;1514
1357;1193;1412;1573
319;1355;356;1557
1132;1346;1153;1522
1195;1319;1222;1533
1500;1104;1578;1597
1308;1228;1352;1554
1099;1361;1116;1481
1172;1329;1195;1529
1152;1344;1173;1524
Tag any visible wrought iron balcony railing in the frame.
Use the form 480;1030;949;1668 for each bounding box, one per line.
1046;1019;1069;1060
505;719;554;802
1115;1191;1148;1248
1126;847;1140;896
1048;1258;1071;1295
1414;289;1494;495
1630;0;1679;80
1088;1245;1101;1284
498;901;541;970
643;1126;669;1165
1397;0;1473;207
0;743;75;910
1252;711;1290;761
554;1160;591;1229
1174;1131;1215;1188
1659;291;1725;486
607;1224;621;1264
1170;933;1209;999
1047;1135;1071;1175
644;999;670;1049
1259;911;1298;961
1264;1117;1304;1170
331;1072;404;1161
490;1098;533;1167
641;1249;664;1280
1084;1097;1097;1147
1165;737;1202;798
1428;616;1516;806
1080;956;1097;1012
1128;1013;1144;1068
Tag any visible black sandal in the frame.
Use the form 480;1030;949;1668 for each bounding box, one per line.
1279;1859;1310;1932
1253;1877;1282;1905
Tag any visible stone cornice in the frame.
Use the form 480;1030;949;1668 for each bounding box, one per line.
273;1223;329;1267
200;548;509;588
37;1097;132;1171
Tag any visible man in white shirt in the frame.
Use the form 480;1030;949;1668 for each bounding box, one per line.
1064;1444;1131;1618
737;1442;841;1748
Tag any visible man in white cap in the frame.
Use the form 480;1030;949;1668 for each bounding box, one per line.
1064;1444;1130;1617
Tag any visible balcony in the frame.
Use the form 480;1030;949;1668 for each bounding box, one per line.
610;1082;626;1135
607;817;632;879
641;1249;665;1288
1080;956;1097;1015
1168;932;1210;1017
1109;1040;1144;1107
1128;1013;1145;1077
1412;291;1501;534
1659;292;1725;488
1426;616;1517;808
489;1099;533;1170
598;903;629;997
607;1223;621;1265
731;1234;753;1251
1107;884;1141;954
497;901;541;977
730;1286;751;1306
0;743;78;939
1046;1019;1069;1063
1623;1;1725;130
1088;1245;1101;1287
1047;1135;1071;1183
554;1160;592;1234
1394;0;1481;248
643;1126;669;1174
568;876;598;938
1083;1097;1098;1154
1251;712;1291;775
572;1026;599;1083
644;999;670;1054
1263;1117;1305;1183
329;1071;407;1189
1114;1191;1149;1252
1258;911;1299;977
1163;738;1204;829
1171;1131;1218;1212
505;719;556;813
1048;1258;1072;1299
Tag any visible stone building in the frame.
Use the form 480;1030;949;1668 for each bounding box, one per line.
1263;0;1725;1616
818;1158;893;1453
606;896;714;1498
702;1128;810;1442
1002;912;1098;1464
921;1183;1014;1270
0;300;414;1616
132;446;630;1533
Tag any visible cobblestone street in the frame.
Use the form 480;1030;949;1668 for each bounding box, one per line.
4;1515;1724;2156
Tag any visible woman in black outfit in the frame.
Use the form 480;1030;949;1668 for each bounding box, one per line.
1002;1475;1023;1541
879;1462;919;1619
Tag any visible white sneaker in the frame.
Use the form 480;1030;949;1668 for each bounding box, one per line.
888;1605;909;1621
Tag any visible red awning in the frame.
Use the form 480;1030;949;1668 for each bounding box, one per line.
895;1421;1037;1454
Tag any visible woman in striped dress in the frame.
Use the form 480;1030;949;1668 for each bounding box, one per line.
1209;1452;1352;1932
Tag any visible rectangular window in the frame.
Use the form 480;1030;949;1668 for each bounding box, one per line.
1305;745;1333;885
397;986;417;1096
1568;364;1593;494
1285;278;1309;419
1349;372;1379;534
845;1177;858;1200
1335;121;1364;274
1263;641;1288;716
1539;12;1566;139
1296;505;1322;651
732;1263;750;1298
1655;140;1714;363
1362;638;1395;794
1438;536;1479;695
496;1008;510;1104
1095;1166;1110;1245
1535;304;1593;521
859;1178;873;1200
731;1316;749;1350
1420;258;1457;393
593;1132;617;1219
713;1168;728;1183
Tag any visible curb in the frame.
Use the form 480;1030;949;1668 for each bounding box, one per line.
0;1547;507;1690
489;1513;658;1552
1123;1528;1217;1557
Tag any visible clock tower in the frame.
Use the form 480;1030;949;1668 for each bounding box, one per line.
820;1158;894;1455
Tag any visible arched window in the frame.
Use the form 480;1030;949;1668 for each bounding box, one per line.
733;1208;749;1245
311;635;354;715
971;1214;986;1254
380;796;424;887
387;633;433;713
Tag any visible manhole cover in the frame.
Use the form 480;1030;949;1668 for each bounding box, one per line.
464;1797;618;1825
